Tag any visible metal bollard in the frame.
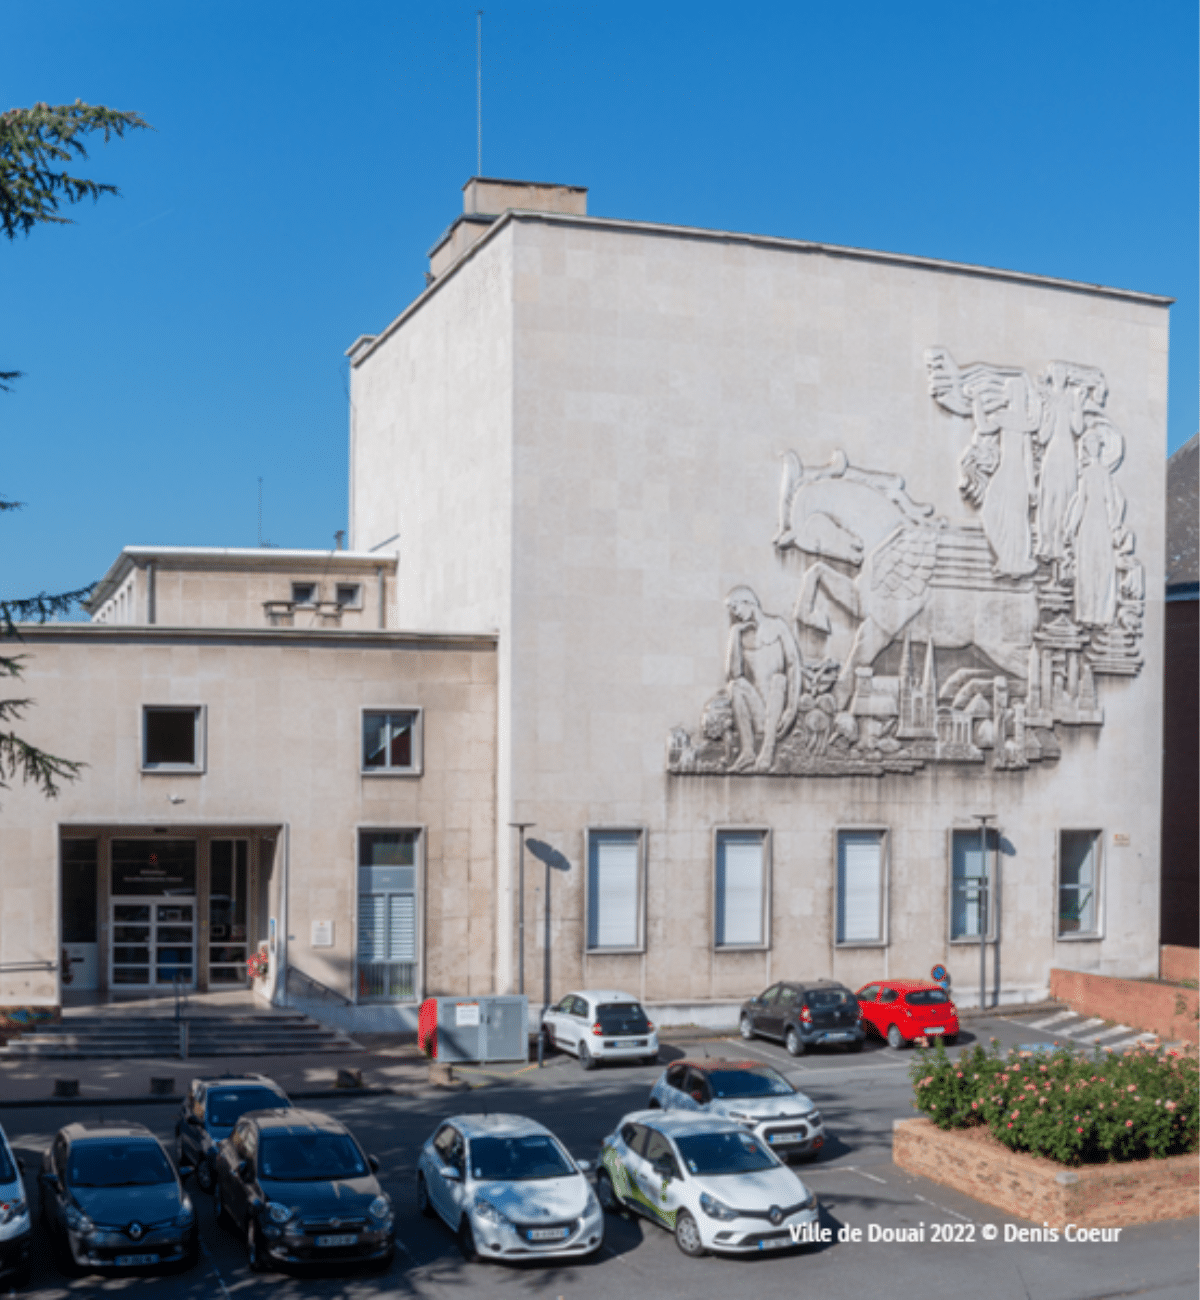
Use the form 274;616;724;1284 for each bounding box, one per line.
53;1079;79;1098
149;1076;175;1097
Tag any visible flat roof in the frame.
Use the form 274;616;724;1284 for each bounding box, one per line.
350;208;1174;368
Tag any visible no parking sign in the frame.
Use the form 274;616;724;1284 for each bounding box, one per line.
931;964;951;989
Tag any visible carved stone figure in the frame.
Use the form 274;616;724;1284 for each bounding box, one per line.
724;586;802;773
1065;421;1123;627
1035;362;1106;567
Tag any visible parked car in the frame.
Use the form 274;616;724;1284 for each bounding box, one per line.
212;1109;393;1272
540;990;659;1069
416;1113;603;1262
176;1073;291;1193
0;1121;31;1289
37;1120;197;1275
739;981;865;1055
855;980;960;1048
598;1109;818;1256
648;1059;824;1161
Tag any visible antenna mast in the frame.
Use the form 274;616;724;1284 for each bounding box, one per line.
258;477;263;547
476;10;483;176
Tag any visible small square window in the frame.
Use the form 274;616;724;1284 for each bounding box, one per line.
335;583;362;609
362;710;421;775
291;582;318;606
143;707;204;772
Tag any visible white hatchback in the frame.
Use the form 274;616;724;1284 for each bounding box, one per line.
416;1114;604;1262
598;1109;818;1256
540;990;659;1069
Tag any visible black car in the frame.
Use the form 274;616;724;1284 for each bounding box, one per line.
739;981;865;1055
37;1120;197;1275
213;1109;393;1273
176;1073;291;1193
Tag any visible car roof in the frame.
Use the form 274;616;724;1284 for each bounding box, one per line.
619;1109;744;1137
199;1074;286;1090
776;979;851;990
669;1058;779;1074
248;1109;346;1135
860;980;950;992
563;990;641;1004
443;1114;554;1141
60;1120;155;1143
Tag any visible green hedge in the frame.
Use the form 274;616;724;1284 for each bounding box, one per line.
909;1040;1198;1166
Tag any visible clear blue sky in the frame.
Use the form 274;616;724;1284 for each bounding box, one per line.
3;1;1196;601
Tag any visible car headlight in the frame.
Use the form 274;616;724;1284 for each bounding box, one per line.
175;1194;195;1227
0;1198;26;1227
584;1188;600;1216
472;1197;510;1227
369;1195;392;1221
266;1201;294;1225
699;1191;739;1222
799;1189;818;1211
64;1204;94;1233
806;1111;822;1126
726;1111;757;1126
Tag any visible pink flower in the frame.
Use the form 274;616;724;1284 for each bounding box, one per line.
1125;1119;1133;1127
1064;1085;1071;1092
1166;1100;1177;1112
1038;1097;1046;1105
1007;1123;1013;1129
971;1101;978;1110
1077;1127;1084;1133
1011;1110;1020;1119
1127;1085;1136;1093
956;1072;963;1079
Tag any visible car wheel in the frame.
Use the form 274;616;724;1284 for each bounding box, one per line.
195;1158;215;1193
596;1168;622;1214
246;1218;266;1272
53;1228;80;1279
785;1026;805;1057
371;1246;395;1273
176;1240;200;1273
943;1033;958;1046
416;1172;436;1219
10;1261;31;1289
887;1023;906;1050
674;1209;706;1257
457;1215;478;1262
578;1041;596;1071
739;1014;755;1041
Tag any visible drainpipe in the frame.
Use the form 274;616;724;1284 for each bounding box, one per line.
146;561;156;625
376;565;386;630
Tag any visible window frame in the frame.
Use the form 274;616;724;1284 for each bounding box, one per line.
353;826;424;1004
360;707;423;777
712;826;772;952
584;827;646;955
948;826;999;944
334;582;363;610
834;827;889;949
1056;828;1104;941
140;705;206;774
291;582;318;607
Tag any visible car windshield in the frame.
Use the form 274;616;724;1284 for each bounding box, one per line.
805;989;853;1010
68;1141;174;1188
258;1133;367;1182
595;1003;650;1034
707;1067;794;1099
207;1087;289;1128
469;1134;575;1182
675;1130;776;1176
906;989;951;1006
0;1144;16;1184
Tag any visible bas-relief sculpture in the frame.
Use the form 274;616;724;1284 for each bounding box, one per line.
668;350;1145;778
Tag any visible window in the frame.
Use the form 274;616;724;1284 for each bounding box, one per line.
291;582;317;606
357;830;420;1001
362;710;421;774
61;840;97;944
335;583;362;608
714;830;768;948
586;830;642;951
142;706;204;771
837;830;885;944
1059;831;1101;937
951;828;998;940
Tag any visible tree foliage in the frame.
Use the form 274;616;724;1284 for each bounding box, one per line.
2;99;150;796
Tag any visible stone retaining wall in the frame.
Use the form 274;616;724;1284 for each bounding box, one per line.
893;1118;1199;1227
1050;968;1199;1043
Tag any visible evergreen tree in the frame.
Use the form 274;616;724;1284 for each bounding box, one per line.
1;101;150;796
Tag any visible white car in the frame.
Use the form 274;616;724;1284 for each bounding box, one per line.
0;1122;31;1289
598;1109;818;1256
415;1114;603;1262
648;1058;825;1161
540;989;659;1069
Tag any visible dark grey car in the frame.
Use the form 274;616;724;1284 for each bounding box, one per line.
175;1074;291;1193
739;981;865;1055
37;1120;197;1275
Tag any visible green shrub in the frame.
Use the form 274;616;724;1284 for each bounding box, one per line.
909;1039;1198;1165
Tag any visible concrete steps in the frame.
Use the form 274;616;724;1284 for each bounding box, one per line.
0;1012;360;1059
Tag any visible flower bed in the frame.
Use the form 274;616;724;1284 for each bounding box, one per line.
910;1039;1198;1165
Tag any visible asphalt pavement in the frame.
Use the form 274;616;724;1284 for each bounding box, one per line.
2;1014;1196;1299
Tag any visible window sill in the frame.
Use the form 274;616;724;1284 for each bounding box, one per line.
585;947;644;957
713;944;771;953
361;768;423;778
834;940;888;949
949;936;997;945
141;766;204;775
1056;932;1104;942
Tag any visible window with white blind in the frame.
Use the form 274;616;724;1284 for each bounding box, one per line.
836;830;886;945
357;830;420;1001
1058;830;1101;938
951;828;998;940
714;831;768;948
586;831;642;951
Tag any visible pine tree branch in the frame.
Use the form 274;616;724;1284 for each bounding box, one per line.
0;584;95;635
0;370;22;392
0;729;85;797
0;496;23;511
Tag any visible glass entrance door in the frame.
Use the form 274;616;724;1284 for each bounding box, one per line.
110;900;196;988
209;839;250;985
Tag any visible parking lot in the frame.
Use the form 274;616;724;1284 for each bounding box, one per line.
2;1014;1197;1299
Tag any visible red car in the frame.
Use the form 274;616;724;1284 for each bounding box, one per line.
854;980;959;1049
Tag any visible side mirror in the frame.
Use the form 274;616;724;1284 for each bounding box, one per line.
177;1165;194;1181
575;1158;593;1174
367;1155;380;1174
652;1157;675;1182
441;1165;462;1182
690;1091;704;1104
39;1172;61;1194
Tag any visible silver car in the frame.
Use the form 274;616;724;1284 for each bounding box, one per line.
415;1114;604;1262
540;990;659;1069
649;1058;825;1161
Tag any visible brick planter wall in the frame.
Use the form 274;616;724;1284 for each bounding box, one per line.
1049;968;1199;1043
893;1118;1199;1227
1161;945;1200;985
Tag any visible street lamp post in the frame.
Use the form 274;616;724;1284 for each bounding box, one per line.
525;838;571;1068
508;822;535;996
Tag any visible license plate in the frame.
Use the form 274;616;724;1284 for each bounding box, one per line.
927;1026;945;1034
757;1238;788;1250
115;1254;158;1266
528;1227;570;1241
825;1031;850;1041
617;1039;638;1047
768;1132;800;1144
316;1234;358;1247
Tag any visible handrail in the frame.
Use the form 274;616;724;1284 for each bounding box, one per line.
0;961;55;972
285;965;352;1007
